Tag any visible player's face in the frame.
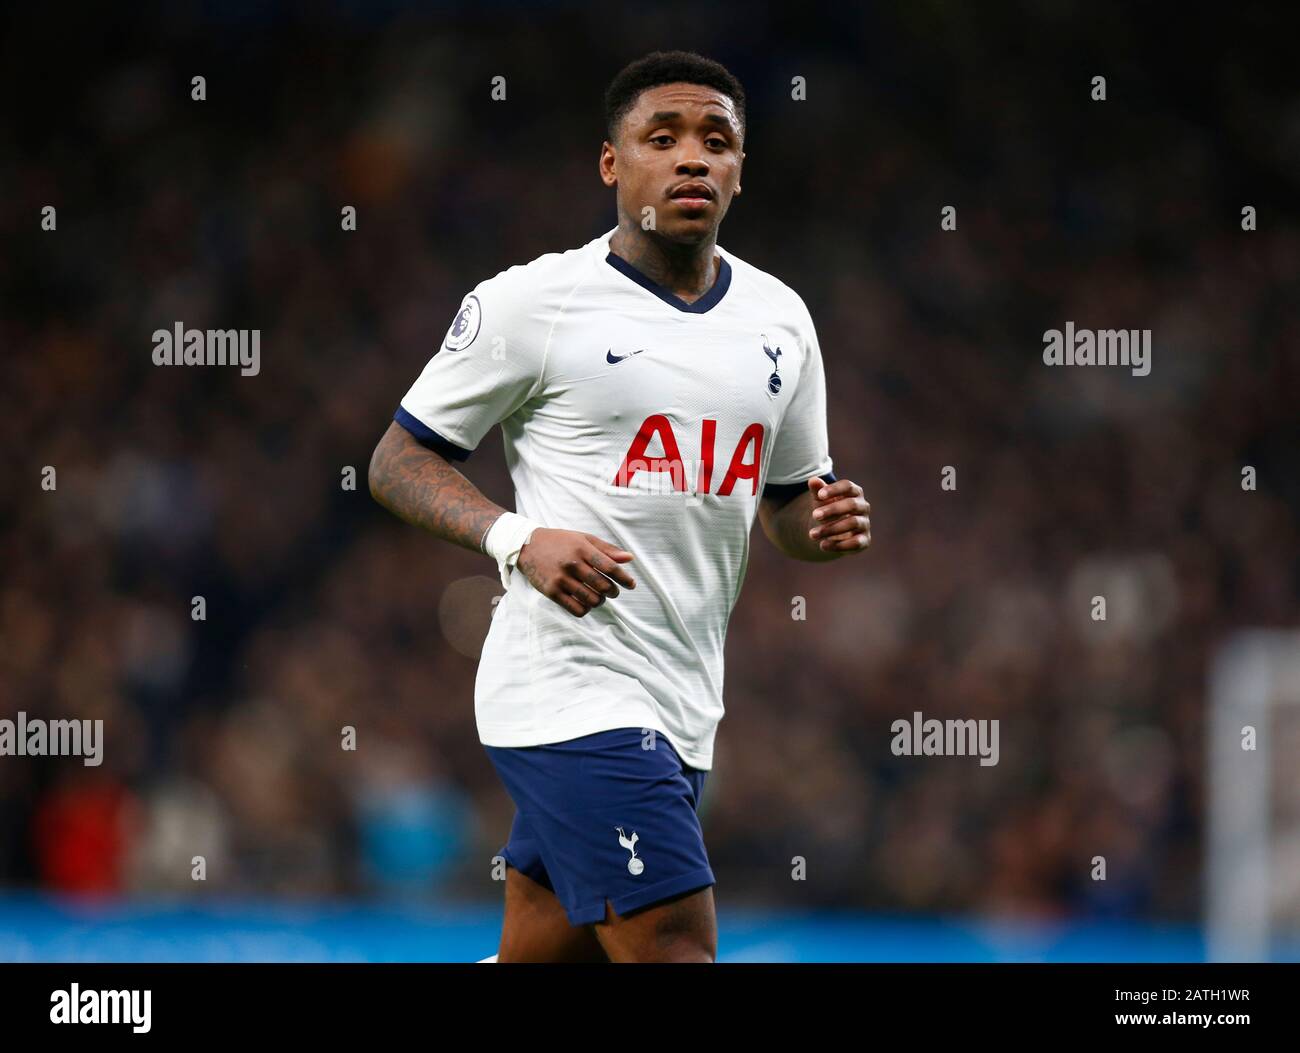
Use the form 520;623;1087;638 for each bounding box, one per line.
600;82;744;244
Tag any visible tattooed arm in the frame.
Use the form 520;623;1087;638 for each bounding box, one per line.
367;421;505;552
367;421;638;616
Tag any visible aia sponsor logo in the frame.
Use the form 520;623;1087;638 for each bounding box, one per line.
611;415;764;497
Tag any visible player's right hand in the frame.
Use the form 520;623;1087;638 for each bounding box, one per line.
515;529;636;617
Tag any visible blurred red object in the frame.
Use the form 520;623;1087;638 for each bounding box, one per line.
32;776;139;893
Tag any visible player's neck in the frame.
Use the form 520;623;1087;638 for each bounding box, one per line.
609;224;720;305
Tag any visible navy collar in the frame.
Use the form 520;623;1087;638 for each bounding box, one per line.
605;249;732;314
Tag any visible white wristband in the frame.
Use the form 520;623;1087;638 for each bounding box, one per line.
482;512;543;590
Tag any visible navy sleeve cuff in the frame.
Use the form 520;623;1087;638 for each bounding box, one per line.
762;467;838;506
394;406;473;462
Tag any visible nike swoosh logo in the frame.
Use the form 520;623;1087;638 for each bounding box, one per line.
606;348;647;364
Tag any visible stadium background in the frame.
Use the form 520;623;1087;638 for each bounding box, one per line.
2;1;1298;960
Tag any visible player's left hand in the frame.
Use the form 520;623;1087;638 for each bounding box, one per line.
806;476;871;553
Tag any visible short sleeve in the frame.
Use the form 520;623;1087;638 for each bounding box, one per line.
762;299;836;503
395;270;547;460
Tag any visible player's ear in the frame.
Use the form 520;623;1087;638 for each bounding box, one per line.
599;140;618;187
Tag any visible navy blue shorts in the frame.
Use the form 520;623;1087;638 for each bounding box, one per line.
484;727;715;926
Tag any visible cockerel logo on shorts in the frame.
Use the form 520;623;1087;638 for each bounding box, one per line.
616;826;644;876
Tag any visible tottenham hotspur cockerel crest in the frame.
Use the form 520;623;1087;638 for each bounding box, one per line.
762;333;782;397
616;826;644;875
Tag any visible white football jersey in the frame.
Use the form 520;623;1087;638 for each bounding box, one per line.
397;227;835;770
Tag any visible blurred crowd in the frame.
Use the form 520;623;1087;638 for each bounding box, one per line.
2;4;1297;923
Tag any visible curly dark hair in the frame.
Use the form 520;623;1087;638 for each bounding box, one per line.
604;50;746;144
